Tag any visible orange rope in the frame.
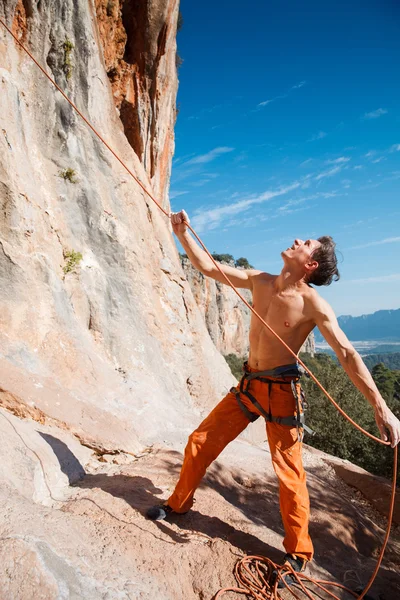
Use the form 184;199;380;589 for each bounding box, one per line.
0;18;396;600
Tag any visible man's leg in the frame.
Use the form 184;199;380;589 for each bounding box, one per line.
266;385;313;562
167;389;252;513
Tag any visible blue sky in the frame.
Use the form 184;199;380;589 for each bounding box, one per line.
170;0;400;317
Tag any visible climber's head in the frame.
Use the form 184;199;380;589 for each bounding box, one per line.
281;236;340;286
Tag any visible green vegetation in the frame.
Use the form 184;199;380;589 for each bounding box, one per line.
179;252;254;269
177;10;184;32
63;37;74;81
224;354;246;380
371;362;400;402
63;250;83;275
176;52;184;69
59;168;77;183
176;11;184;69
299;353;399;478
224;351;400;478
212;253;254;268
235;257;254;269
212;253;234;264
363;352;400;371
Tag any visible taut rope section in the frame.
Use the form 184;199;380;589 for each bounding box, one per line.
0;18;396;600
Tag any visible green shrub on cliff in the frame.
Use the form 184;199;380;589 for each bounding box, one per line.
235;257;254;269
299;353;399;478
63;37;74;81
63;250;83;275
224;354;246;380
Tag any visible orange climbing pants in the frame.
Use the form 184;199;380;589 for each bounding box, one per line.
167;368;314;561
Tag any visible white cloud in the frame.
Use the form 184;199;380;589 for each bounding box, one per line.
257;81;306;109
353;165;364;170
346;274;400;284
389;144;400;152
325;157;351;165
185;147;234;165
187;103;228;121
314;166;343;181
169;190;188;199
258;99;275;107
371;157;385;164
349;237;400;250
291;81;306;90
364;151;376;158
320;191;340;198
308;131;327;142
299;159;313;167
363;108;388;119
358;170;400;190
342;217;378;230
191;182;301;232
278;197;309;212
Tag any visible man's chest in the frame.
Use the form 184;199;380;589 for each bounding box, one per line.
251;285;307;330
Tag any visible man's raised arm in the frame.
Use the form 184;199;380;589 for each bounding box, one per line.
314;297;400;447
171;210;261;290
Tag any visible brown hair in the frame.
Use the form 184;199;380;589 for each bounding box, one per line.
308;236;340;286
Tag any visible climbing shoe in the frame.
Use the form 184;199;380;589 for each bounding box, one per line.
278;553;308;589
146;504;174;521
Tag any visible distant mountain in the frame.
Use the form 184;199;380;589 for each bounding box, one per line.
315;308;400;342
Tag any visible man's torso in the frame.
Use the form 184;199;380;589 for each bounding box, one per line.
248;273;317;370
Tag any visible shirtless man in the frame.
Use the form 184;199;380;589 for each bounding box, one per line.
147;209;400;576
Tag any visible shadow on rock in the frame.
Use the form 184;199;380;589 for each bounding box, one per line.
163;510;282;562
39;432;85;484
75;464;281;559
75;473;164;512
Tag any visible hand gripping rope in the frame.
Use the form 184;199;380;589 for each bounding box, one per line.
0;18;397;600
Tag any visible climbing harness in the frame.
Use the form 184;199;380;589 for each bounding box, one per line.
0;18;397;600
231;362;315;440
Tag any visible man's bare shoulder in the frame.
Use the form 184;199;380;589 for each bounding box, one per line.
250;270;275;286
303;285;334;320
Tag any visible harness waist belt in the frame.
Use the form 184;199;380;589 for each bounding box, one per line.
230;361;315;437
243;362;304;381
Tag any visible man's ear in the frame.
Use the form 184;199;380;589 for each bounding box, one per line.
305;259;318;276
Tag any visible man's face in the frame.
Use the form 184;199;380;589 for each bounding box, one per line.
281;238;321;270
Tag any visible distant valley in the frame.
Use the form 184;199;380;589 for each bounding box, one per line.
314;308;400;349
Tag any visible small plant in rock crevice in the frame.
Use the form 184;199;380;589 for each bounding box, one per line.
177;10;184;32
63;250;83;275
176;52;183;69
59;168;77;183
63;37;74;81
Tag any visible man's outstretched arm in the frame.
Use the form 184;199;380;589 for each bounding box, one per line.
314;297;400;447
171;210;261;290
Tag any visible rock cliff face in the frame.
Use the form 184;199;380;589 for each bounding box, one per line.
94;0;178;204
181;258;252;356
182;258;315;358
0;0;234;455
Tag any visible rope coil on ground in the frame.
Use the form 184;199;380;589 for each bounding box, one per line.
0;18;397;600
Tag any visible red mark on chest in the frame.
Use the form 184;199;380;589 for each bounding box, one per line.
284;321;290;328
